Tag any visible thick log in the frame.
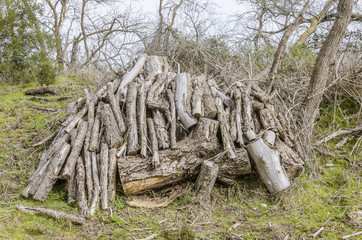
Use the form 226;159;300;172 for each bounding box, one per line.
195;161;219;203
191;76;203;119
144;56;164;77
116;54;147;100
246;138;290;193
16;205;86;225
100;142;109;210
137;83;148;157
208;79;233;107
61;120;88;179
174;73;197;129
22;161;50;198
166;89;177;149
153;110;169;150
101;103;123;149
147;118;160;169
107;82;126;134
32;143;71;201
126;81;139;155
198;75;217;119
275;139;304;178
118;118;251;195
89;152;100;216
233;88;244;146
108;148;117;202
263;130;276;146
89;105;101;152
64;106;87;133
216;98;236;159
76;156;89;217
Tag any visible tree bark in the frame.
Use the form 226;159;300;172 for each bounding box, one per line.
195;161;219;203
126;81;139;155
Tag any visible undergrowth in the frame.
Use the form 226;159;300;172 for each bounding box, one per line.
0;75;360;239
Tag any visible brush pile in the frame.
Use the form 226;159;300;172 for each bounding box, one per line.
22;55;304;216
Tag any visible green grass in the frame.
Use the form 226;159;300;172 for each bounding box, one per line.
0;76;360;239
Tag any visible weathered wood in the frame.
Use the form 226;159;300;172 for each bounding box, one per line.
89;105;101;152
208;79;233;107
198;75;217;119
116;54;147;101
153;110;170;150
147;118;160;169
241;87;255;132
107;82;126;134
233;88;244;146
25;86;59;95
195;161;219;203
137;83;148;157
246;138;290;193
118;118;251;195
76;156;89;217
229;108;237;142
191;76;203;119
67;168;77;204
166;89;177;149
100;142;109;210
16;205;86;225
89;152;100;216
61;120;88;179
22;160;50;198
108;148;117;202
263;130;276;146
64;106;87;134
126;81;139;155
175;73;197;129
32;143;71;201
216;98;236;159
101;103;123;149
275;139;304;178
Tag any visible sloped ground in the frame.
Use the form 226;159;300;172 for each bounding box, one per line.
0;76;360;239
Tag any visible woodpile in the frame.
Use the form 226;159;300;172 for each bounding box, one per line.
22;55;304;216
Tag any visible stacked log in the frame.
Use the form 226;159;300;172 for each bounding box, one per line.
23;55;304;216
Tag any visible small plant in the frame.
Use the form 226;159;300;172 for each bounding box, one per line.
162;225;195;240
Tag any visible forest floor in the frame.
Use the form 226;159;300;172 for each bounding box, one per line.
0;76;360;240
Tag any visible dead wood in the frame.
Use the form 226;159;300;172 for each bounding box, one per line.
100;142;109;210
126;81;139;155
108;148;117;202
89;152;100;216
166;89;177;149
137;83;148;157
27;105;58;112
76;156;89;217
101;103;123;149
195;161;219;203
25;86;59;96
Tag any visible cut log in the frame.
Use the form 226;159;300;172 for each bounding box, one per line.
246;138;290;193
107;82;126;134
194;161;219;203
22;161;50;198
126;81;139;155
191;76;203;119
241;87;255;132
16;205;86;225
147;118;160;169
101;103;123;149
216;98;236;159
137;83;148;157
61;120;88;179
89;105;101;152
32;142;71;201
64;106;87;134
275;139;304;178
174;73;197;129
89;152;100;216
234;88;244;147
76;156;89;217
208;79;233;107
166;89;177;149
198;75;217;119
108;148;117;202
153;110;170;150
116;54;147;101
263;130;276;146
100;142;109;210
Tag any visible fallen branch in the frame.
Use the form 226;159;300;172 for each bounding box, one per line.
315;125;362;146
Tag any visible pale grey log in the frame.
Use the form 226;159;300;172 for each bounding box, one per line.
147;118;160;169
100;142;109;210
246;138;290;193
116;54;147;101
195;160;219;203
275;139;304;178
84;95;95;199
137;83;148;157
22;159;50;198
89;152;100;216
215;98;236;159
210;87;233;107
234;88;244;146
144;56;164;77
107;82;126;134
89;104;101;152
116;142;127;158
153;110;169;150
101;103;123;149
198;75;217;119
126;81;139;155
108;148;117;202
76;156;89;217
174;73;197;129
61;120;88;179
229;109;237;142
166;89;177;149
241;89;255;132
191;76;203;119
263;130;276;146
64;106;87;133
32;143;71;201
16;205;86;225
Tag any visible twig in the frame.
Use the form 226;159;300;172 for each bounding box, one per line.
315;125;362;146
342;231;362;239
312;226;324;238
27;105;59;112
136;234;158;240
